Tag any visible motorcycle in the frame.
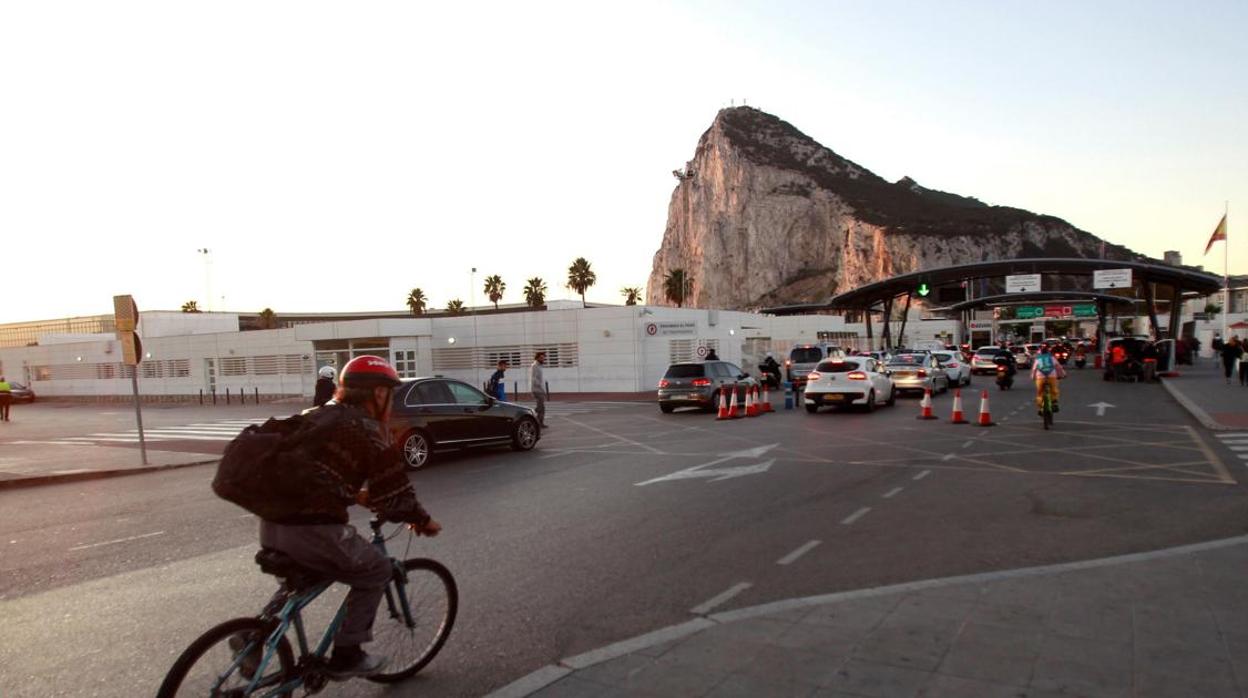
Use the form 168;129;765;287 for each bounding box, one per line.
1074;352;1087;369
995;364;1014;390
757;363;782;390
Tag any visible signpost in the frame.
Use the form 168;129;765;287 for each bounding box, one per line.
1093;268;1133;289
1006;274;1041;293
1016;306;1043;320
114;295;148;465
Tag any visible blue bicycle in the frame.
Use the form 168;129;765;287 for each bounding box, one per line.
157;516;457;697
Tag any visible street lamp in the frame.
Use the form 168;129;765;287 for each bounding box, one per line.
197;248;212;311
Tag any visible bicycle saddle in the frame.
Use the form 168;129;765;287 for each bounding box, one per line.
255;548;327;589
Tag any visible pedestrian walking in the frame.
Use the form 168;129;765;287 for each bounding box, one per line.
1220;336;1243;385
313;366;337;407
487;360;508;400
529;351;548;428
0;376;11;422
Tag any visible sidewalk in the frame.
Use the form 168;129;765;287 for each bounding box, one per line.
495;536;1248;698
0;443;215;490
1161;359;1248;430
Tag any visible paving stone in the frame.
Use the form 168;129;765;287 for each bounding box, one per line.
728;617;799;644
966;601;1051;631
606;658;728;696
852;624;957;672
1034;632;1132;671
732;644;842;689
570;652;657;687
936;641;1036;688
820;658;931;698
918;673;1047;698
652;628;764;674
954;622;1045;657
1134;645;1239;687
771;621;868;658
532;676;636;698
1134;671;1244;698
889;592;979;623
706;671;819;698
800;596;901;631
1029;656;1132;697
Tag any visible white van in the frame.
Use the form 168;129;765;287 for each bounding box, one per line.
787;343;847;388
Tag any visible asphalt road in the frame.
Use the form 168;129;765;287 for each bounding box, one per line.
2;371;1246;697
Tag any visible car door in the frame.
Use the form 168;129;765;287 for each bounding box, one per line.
445;380;511;441
865;359;888;400
403;380;461;445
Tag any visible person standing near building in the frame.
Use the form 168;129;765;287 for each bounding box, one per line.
487;360;508;400
1222;336;1244;385
529;351;548;428
0;376;11;422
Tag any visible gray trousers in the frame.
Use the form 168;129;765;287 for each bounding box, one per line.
534;390;547;425
259;521;393;647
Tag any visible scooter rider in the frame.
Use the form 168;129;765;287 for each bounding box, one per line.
992;347;1017;387
760;353;782;388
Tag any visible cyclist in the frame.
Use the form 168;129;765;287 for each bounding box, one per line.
1031;344;1066;414
254;355;441;679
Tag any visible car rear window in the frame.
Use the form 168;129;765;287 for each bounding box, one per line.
975;348;999;355
889;355;924;365
664;364;706;378
790;348;823;363
815;359;861;372
932;352;954;362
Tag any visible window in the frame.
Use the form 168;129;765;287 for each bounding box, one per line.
413;381;454;405
789;347;823;364
447;381;486;405
393;350;418;378
663;364;705;378
220;357;247;376
723;363;744;378
815;360;860;373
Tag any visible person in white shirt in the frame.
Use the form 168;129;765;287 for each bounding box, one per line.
529;351;548;428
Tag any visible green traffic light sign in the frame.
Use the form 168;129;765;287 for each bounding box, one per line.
917;283;931;297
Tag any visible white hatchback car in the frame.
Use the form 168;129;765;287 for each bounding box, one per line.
804;357;896;413
931;350;971;386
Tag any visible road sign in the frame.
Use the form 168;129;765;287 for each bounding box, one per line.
1016;306;1043;319
113;294;139;332
645;323;658;336
648;321;695;336
119;332;142;366
1044;305;1072;318
1093;268;1133;289
1073;304;1097;318
1006;274;1041;293
917;283;931;297
696;345;708;358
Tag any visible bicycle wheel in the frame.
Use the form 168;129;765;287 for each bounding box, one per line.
157;617;295;698
367;558;458;683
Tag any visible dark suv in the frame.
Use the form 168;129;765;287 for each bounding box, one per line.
657;361;757;413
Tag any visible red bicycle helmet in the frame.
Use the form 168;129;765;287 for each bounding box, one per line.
339;355;401;389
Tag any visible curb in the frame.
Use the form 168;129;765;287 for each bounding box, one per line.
485;534;1248;697
0;459;218;491
1160;375;1234;431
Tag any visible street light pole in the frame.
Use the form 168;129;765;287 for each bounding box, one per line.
471;267;479;387
197;248;212;311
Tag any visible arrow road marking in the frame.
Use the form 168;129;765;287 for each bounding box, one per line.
635;444;779;486
1088;402;1116;417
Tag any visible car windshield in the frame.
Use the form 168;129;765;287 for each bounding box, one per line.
815;360;862;372
932;353;954;362
664;365;705;378
975;348;999;355
789;348;823;364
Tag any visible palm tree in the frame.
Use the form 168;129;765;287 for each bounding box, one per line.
663;269;692;308
566;257;597;308
258;307;278;329
406;288;427;316
446;299;466;315
484;275;506;310
180;300;201;313
621;287;642;306
524;277;548;308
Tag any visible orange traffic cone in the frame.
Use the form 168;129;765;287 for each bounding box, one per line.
746;385;758;417
976;390;996;427
949;389;969;424
727;384;740;419
916;387;938;420
762;384;774;412
716;389;730;420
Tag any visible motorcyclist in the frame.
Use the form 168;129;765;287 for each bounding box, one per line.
313;365;337;407
760;353;782;388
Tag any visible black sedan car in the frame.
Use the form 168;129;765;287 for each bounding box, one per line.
390;377;540;469
6;382;35;403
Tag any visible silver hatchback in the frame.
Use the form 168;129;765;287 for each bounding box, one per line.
886;353;951;394
657;361;757;413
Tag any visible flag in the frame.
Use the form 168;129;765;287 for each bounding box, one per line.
1204;214;1227;255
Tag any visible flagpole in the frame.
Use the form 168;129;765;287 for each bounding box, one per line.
1224;201;1229;342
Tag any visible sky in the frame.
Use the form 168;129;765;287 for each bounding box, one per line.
2;0;1245;324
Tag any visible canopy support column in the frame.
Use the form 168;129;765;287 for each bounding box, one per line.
881;297;894;350
1169;285;1182;340
864;306;874;350
1144;282;1162;340
896;293;913;349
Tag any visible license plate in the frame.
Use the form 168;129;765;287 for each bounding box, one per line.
827;394;844;401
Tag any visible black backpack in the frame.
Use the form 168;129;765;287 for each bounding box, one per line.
211;411;342;521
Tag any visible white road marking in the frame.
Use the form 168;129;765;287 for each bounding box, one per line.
538;450;577;460
913;470;931;481
941;453;956;461
635;444;780;486
776;540;821;565
1214;433;1247;439
69;530;165;552
882;487;903;499
1088;402;1116;417
690;582;752;615
961;440;973;448
841;507;871;525
1226;445;1248;451
562;417;665;454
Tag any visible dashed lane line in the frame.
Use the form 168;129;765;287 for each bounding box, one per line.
690;582;752;615
68;530;165;552
777;540;822;565
961;440;973;448
841;507;872;525
913;470;931;481
882;487;903;499
941;453;956;461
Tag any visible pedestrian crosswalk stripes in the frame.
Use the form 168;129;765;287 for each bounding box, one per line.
38;417;269;446
1214;432;1248;440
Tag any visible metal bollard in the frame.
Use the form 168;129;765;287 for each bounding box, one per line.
255;387;260;404
199;389;203;405
241;388;246;405
212;389;217;405
784;381;794;410
226;388;231;405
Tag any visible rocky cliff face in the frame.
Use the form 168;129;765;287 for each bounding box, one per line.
646;107;1140;310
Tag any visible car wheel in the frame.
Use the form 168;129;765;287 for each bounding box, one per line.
511;417;539;451
805;404;818;414
864;390;876;413
402;430;433;470
659;403;675;414
885;385;896;407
